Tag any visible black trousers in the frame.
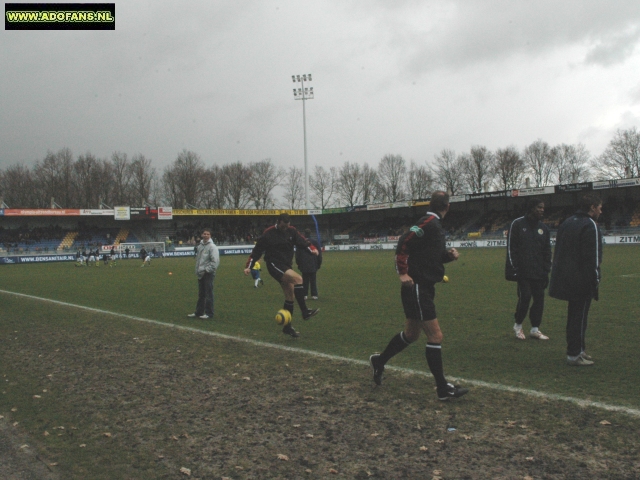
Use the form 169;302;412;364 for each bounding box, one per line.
566;297;592;357
514;279;546;328
302;272;318;297
195;272;214;317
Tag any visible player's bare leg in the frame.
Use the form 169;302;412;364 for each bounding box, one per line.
281;269;318;320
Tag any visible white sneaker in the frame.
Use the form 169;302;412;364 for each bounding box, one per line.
530;331;549;340
187;313;197;318
312;296;319;300
199;314;210;319
514;328;526;340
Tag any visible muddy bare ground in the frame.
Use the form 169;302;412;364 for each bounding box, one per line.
1;306;640;479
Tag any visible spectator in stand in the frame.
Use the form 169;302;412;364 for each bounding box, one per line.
124;247;130;259
296;228;322;300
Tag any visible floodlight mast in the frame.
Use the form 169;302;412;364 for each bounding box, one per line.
292;74;314;209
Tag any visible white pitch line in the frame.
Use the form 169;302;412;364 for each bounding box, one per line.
2;288;640;418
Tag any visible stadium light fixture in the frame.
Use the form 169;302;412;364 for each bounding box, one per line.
291;73;314;209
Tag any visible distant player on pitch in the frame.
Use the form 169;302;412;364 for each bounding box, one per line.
244;213;319;338
250;260;264;288
370;191;468;401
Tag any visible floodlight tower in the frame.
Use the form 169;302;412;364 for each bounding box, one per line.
292;74;314;209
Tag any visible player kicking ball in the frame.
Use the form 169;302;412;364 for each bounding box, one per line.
244;213;319;338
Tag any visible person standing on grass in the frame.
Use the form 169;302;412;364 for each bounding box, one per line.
243;213;320;338
549;193;603;366
369;191;468;401
296;228;322;300
250;260;264;288
505;197;552;341
188;228;219;320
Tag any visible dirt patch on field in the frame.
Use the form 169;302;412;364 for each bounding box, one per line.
1;306;640;479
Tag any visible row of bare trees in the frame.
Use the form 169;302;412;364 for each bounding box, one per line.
1;128;638;209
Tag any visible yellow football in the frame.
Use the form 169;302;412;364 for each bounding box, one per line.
275;309;292;326
443;275;449;283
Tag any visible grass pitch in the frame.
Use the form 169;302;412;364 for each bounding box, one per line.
1;247;640;478
1;246;639;408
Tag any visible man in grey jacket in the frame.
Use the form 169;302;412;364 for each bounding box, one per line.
188;228;220;319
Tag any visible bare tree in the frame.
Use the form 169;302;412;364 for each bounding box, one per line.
493;146;526;190
32;148;74;207
552;143;591;184
361;163;378;204
282;166;305;209
73;152;103;208
247;158;283;209
594;127;640;179
309;165;336;209
336;162;362;207
200;164;227;209
408;160;435;200
162;150;206;208
0;164;35;207
110;151;132;205
461;146;495;193
431;149;464;195
377;154;406;202
130;154;156;205
223;162;252;209
523;139;555;187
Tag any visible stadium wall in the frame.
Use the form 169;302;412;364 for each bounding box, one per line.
2;235;639;265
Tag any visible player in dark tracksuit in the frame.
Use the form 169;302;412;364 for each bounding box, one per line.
369;191;468;401
549;193;603;366
244;213;320;338
505;197;552;340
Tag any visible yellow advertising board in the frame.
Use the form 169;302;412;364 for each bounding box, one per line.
173;209;308;216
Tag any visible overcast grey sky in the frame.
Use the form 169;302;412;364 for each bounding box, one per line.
2;0;640;173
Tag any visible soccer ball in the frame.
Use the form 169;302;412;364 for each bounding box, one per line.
275;309;292;326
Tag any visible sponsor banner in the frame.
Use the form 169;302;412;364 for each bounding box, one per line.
412;200;430;207
0;209;4;215
162;251;196;258
0;254;76;264
3;209;80;216
158;206;173;220
364;237;385;243
593;178;640;190
512;186;554;197
555;182;592;193
322;207;348;214
333;234;349;240
367;203;391;211
173;208;307;216
114;206;130;220
387;235;400;242
465;190;511;200
449;195;466;203
80;209;114;216
617;235;640;244
391;201;411;208
308;209;322;215
350;205;368;212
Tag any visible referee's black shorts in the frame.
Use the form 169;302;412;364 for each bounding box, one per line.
266;261;292;283
401;282;437;321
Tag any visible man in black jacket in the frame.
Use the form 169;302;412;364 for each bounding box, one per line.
244;213;319;338
505;197;552;340
369;191;468;401
549;193;603;366
296;228;322;300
